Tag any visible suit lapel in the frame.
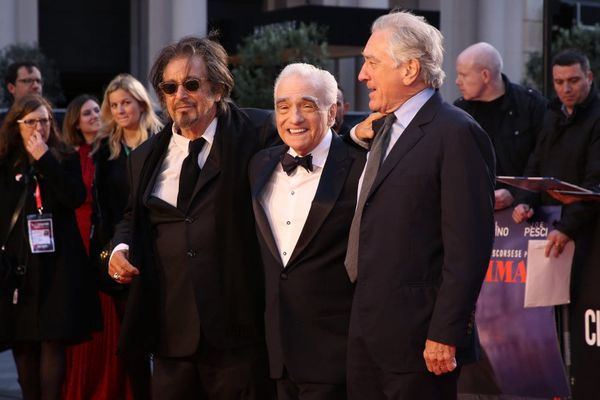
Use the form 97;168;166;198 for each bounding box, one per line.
368;92;440;198
287;134;352;267
251;145;288;265
141;129;172;205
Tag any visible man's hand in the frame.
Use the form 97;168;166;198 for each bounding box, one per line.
423;339;457;375
494;189;515;210
512;203;534;223
108;249;140;284
545;229;572;258
355;112;387;142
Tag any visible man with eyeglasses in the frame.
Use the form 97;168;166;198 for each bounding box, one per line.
249;63;364;400
108;35;278;399
4;61;43;104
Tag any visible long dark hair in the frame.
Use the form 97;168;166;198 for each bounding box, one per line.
62;94;100;146
0;94;69;166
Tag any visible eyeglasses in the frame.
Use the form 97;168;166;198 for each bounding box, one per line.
17;78;43;86
158;78;207;95
17;117;52;128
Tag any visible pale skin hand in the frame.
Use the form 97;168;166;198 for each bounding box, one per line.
24;132;49;161
423;339;457;375
512;203;534;223
494;189;515;210
545;229;572;258
108;250;140;284
354;112;387;142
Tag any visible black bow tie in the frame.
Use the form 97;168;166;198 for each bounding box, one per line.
280;153;313;175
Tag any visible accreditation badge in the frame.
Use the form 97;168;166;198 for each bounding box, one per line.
27;213;55;253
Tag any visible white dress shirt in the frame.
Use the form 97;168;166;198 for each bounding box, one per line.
152;119;217;207
111;119;217;257
260;130;332;267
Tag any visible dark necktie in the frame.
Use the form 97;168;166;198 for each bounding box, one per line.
280;153;313;175
345;113;397;282
177;138;206;211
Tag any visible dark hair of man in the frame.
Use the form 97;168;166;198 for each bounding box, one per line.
62;94;100;146
5;61;40;85
552;49;591;72
3;61;41;101
149;33;234;115
0;94;69;165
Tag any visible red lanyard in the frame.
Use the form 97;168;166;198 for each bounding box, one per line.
33;177;43;213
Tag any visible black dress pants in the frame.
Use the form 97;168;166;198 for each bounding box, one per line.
347;334;460;400
152;340;274;400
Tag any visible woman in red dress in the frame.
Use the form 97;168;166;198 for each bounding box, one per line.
61;95;131;400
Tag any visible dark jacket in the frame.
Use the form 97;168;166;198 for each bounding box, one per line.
351;91;496;372
113;103;279;354
517;87;600;239
0;150;100;343
249;133;365;383
455;74;548;194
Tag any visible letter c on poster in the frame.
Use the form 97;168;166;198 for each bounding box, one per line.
584;309;600;346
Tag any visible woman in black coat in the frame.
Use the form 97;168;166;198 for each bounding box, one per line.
0;95;100;400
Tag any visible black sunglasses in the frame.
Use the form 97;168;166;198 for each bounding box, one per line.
159;78;207;95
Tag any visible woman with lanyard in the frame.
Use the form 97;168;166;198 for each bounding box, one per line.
0;94;100;400
90;73;162;399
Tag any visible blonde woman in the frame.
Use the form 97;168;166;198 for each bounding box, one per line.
90;73;162;399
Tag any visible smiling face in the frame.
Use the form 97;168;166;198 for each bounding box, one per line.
18;105;51;144
275;74;335;156
553;63;593;114
78;99;101;137
109;88;143;131
358;29;411;113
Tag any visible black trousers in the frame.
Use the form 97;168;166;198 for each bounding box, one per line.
277;369;347;400
152;340;274;400
347;334;460;400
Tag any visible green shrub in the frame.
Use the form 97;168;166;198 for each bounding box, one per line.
232;21;329;108
524;25;600;92
0;43;64;107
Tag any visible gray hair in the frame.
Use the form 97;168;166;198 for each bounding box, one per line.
372;11;445;88
274;63;338;108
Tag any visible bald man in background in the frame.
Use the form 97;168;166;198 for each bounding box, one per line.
455;42;547;210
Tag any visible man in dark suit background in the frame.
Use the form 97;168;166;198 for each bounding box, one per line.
108;36;278;399
345;11;496;399
249;63;365;400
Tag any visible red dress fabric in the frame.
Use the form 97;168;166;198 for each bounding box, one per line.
63;144;133;400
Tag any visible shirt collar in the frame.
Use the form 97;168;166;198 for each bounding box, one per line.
287;128;332;169
393;87;435;129
171;117;217;151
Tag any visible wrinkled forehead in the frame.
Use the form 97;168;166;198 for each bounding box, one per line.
276;75;326;105
163;55;206;81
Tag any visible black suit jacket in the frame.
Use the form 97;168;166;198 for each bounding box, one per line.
113;103;279;355
350;91;496;373
249;133;365;383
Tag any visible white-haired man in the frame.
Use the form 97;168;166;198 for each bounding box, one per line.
346;11;496;399
249;63;365;400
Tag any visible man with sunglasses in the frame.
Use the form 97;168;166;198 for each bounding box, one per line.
108;35;278;399
4;61;43;105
